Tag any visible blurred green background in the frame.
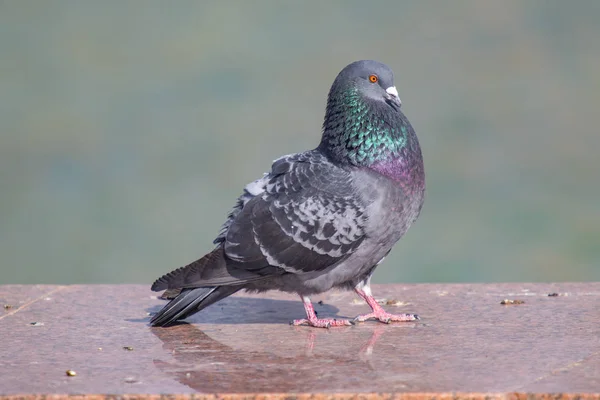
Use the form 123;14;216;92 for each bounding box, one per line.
1;1;599;285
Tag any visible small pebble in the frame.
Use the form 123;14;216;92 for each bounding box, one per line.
124;377;137;383
383;299;410;307
30;322;44;326
66;370;77;377
548;293;559;297
3;304;12;310
501;299;525;305
317;300;324;305
123;346;134;351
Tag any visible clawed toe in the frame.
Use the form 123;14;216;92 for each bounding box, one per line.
291;318;353;328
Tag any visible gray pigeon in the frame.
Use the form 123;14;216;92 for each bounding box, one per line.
150;60;425;328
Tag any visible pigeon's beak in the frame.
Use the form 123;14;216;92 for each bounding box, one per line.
385;86;401;108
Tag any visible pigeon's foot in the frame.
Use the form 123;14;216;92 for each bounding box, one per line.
291;317;353;328
353;280;420;324
353;311;419;324
293;295;353;328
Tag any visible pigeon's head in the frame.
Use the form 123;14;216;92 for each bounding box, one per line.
321;60;416;167
330;60;401;110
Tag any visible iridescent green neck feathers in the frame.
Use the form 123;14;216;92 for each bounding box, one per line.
319;85;416;167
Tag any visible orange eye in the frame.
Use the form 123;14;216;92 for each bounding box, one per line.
369;74;378;83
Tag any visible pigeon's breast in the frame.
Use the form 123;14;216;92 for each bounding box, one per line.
356;161;425;247
368;156;425;194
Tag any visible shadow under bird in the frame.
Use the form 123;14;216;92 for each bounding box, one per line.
150;60;425;328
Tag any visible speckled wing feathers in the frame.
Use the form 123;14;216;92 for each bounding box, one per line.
223;151;367;274
213;174;267;246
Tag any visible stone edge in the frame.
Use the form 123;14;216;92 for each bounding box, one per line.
1;393;599;400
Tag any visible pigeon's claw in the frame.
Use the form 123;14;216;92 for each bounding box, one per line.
294;295;353;328
353;312;419;324
291;318;353;328
353;281;420;325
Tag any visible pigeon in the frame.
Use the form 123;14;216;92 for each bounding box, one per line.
150;60;425;328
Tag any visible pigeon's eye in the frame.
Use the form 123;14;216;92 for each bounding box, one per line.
369;74;378;83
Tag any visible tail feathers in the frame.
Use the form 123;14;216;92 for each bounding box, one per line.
150;286;241;327
152;247;261;292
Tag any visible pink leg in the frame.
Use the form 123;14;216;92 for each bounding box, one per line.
354;283;419;323
291;296;353;328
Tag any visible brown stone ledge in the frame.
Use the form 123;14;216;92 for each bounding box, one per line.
1;284;599;396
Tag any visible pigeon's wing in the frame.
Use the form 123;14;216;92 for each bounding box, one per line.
224;151;367;274
213;173;268;246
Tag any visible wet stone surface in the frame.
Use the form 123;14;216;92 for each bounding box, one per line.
0;283;599;396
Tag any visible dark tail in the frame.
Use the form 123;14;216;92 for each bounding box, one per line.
151;247;261;292
149;247;264;326
150;286;241;327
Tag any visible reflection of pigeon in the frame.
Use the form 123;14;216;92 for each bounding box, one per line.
151;60;425;328
151;324;401;393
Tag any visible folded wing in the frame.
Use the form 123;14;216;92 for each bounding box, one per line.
224;151;368;274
